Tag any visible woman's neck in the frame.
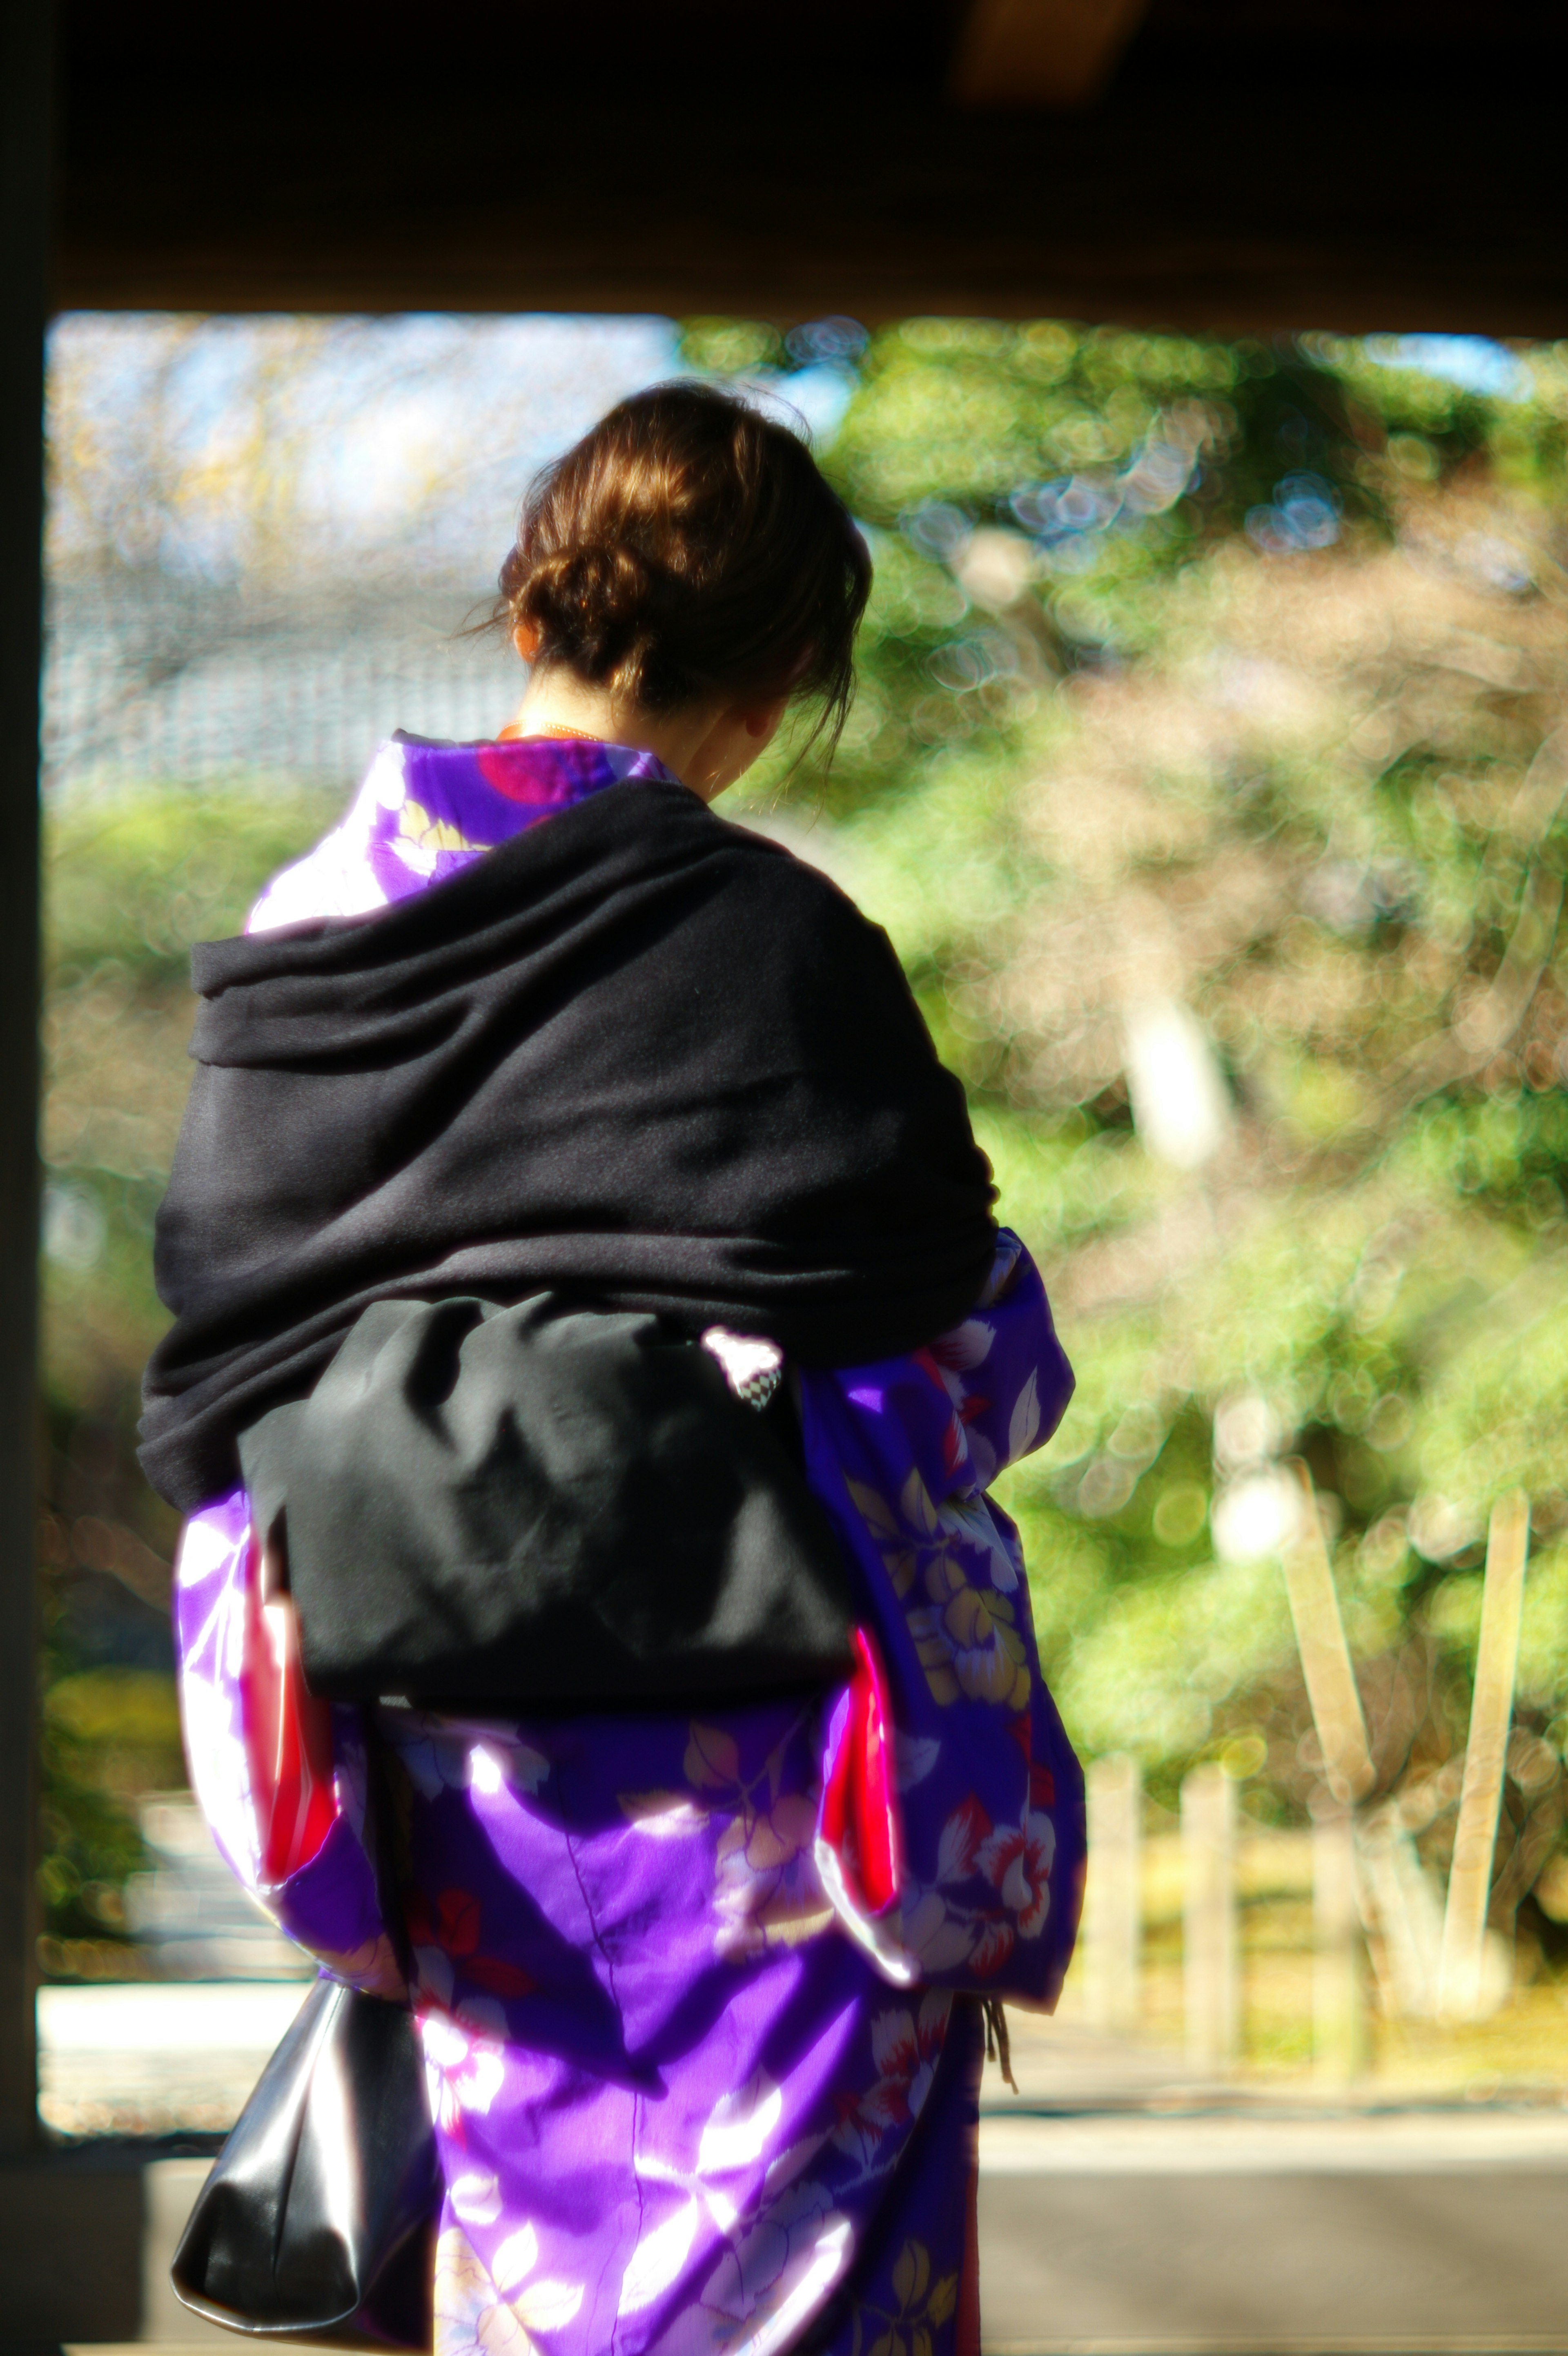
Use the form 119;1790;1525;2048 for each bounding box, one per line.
502;668;724;796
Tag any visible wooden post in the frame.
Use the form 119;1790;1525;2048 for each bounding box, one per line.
1438;1491;1530;2019
1280;1460;1375;1804
1085;1754;1141;2034
1354;1805;1443;2018
0;0;48;2158
1312;1808;1364;2081
1181;1764;1238;2071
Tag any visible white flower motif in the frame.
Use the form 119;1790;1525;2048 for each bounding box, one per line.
831;1992;951;2167
698;2072;784;2175
469;1741;549;1799
926;1318;996;1389
449;2171;503;2227
248;750;401;932
976;1228;1025;1305
1008;1368;1042;1463
490;2220;581;2325
976;1808;1055;1938
368;741;409;811
702;2182;853;2349
419;2011;508;2127
900;1888;982;1975
436;2222;583;2356
619;1793;709;1838
733;2216;854;2356
492;2226;537;2290
617;2199;702;2316
870;1990;949;2122
940;1493;1020;1593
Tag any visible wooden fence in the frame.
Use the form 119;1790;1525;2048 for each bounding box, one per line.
1078;1477;1532;2076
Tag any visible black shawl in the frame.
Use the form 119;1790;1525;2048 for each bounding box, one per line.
140;778;997;1512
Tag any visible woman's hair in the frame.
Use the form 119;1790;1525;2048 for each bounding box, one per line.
497;381;872;756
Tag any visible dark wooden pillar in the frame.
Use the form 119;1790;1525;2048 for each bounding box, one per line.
0;0;49;2155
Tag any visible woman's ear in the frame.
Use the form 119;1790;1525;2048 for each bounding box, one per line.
744;698;788;742
513;620;541;662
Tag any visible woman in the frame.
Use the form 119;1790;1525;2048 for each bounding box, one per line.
145;383;1083;2356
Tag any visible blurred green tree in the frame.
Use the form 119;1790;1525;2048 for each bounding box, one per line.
39;786;333;1963
693;320;1568;1948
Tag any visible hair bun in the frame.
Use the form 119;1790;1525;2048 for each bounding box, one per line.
510;543;663;681
497;381;871;741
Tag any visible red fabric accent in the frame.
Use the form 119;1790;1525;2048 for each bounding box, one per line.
436;1887;482;1957
240;1534;337;1883
474;742;572;802
821;1625;904;1916
468;1955;540;1999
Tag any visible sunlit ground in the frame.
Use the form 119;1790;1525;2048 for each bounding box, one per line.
1045;1946;1568;2097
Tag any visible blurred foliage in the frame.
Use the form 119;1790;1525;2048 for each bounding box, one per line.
704;319;1568;1948
38;785;334;1964
37;1669;184;1950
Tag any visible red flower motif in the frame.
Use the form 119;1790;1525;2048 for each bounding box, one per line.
466;1954;537;1999
968;1916;1017;1976
832;1992;951;2164
935;1795;991;1883
474;742;570;803
434;1887;482;1957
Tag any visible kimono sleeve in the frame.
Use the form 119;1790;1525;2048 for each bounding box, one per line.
172;1490;404;1995
800;1230;1085;2007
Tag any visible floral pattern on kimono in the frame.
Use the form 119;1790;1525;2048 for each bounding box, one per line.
170;732;1083;2356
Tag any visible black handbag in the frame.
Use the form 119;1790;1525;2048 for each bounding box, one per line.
171;1975;437;2349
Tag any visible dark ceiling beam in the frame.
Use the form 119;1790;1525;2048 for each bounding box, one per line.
949;0;1151;108
53;80;1568;337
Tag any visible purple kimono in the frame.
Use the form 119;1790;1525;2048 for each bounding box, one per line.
173;732;1083;2356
